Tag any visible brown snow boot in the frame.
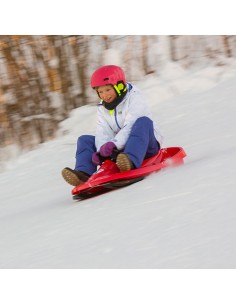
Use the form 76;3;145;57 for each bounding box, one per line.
61;167;90;186
116;153;134;172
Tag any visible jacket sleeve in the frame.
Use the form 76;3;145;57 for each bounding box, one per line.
95;106;115;151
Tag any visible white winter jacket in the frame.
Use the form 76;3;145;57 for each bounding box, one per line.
95;83;163;151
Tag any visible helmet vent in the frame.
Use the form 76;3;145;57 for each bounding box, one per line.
103;78;109;81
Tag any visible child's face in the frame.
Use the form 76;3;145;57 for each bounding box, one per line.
97;85;117;103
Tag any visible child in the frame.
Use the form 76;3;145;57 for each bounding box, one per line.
61;65;163;186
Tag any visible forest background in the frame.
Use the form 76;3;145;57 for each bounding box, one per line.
1;35;236;166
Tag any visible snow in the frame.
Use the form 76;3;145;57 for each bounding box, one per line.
1;61;236;302
1;61;236;267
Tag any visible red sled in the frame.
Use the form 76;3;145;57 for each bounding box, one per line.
72;147;186;200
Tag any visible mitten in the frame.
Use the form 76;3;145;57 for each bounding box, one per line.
99;142;117;157
92;152;102;166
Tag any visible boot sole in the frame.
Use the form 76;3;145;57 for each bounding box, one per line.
116;153;133;172
61;168;82;186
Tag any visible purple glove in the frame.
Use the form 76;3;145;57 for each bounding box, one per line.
92;152;102;166
99;142;117;157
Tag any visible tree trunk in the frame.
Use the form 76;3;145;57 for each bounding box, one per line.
223;35;232;58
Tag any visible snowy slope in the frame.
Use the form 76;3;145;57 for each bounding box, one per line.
0;66;236;269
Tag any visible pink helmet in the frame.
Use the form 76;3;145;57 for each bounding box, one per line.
90;65;126;89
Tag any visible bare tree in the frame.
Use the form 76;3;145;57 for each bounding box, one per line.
169;35;178;62
70;35;89;107
223;35;232;58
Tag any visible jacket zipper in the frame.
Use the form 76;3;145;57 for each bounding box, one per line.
114;108;121;129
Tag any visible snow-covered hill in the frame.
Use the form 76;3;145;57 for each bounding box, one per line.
1;64;236;269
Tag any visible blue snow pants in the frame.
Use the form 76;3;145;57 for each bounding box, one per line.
74;116;160;175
